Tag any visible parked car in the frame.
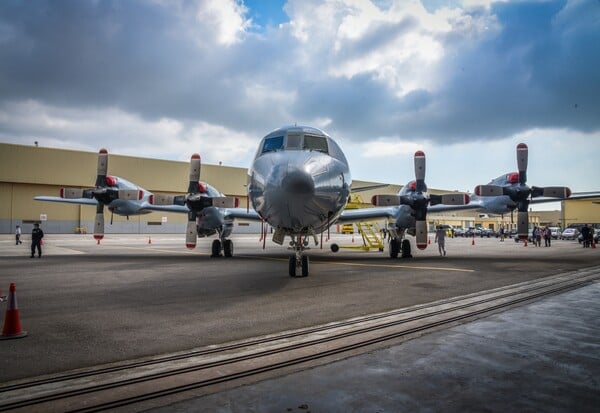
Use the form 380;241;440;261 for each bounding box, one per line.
453;226;465;237
549;227;561;239
561;227;579;240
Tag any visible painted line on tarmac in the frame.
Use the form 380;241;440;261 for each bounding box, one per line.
111;247;474;272
117;246;210;255
238;255;474;273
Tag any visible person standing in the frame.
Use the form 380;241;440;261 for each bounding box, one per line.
434;225;446;256
581;225;590;248
15;225;22;245
544;226;551;247
31;223;44;258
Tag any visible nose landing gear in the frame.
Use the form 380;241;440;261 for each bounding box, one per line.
288;236;310;277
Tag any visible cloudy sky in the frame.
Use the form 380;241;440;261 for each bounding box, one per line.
1;0;599;204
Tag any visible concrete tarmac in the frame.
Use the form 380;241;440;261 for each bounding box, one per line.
1;233;599;410
153;282;600;413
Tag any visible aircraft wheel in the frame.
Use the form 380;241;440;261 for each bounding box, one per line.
330;243;339;253
301;255;309;277
211;239;222;257
401;239;412;258
289;256;297;277
223;239;233;257
390;239;399;258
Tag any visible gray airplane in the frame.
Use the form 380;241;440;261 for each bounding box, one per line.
247;125;470;276
34;149;156;240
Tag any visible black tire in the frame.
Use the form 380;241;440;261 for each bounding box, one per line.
301;255;309;277
330;243;339;252
390;238;399;258
289;256;296;277
223;239;233;257
401;239;412;258
211;239;221;257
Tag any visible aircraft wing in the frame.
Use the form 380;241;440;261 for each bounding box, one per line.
337;207;396;223
224;208;262;221
142;204;189;214
34;196;98;206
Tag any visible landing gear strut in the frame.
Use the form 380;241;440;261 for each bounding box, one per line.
289;236;310;277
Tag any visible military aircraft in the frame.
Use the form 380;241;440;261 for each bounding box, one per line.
247;125;470;276
34;149;157;241
146;153;260;257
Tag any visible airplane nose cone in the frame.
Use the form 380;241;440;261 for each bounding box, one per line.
282;169;315;196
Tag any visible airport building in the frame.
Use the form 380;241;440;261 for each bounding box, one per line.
1;142;598;235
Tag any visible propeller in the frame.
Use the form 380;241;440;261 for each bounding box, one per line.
149;153;237;249
372;151;470;250
185;154;202;249
60;149;142;241
474;143;571;240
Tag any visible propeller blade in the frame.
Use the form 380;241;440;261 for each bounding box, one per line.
414;151;426;193
61;188;85;199
95;149;109;187
415;220;428;250
474;185;504;197
188;154;201;194
532;186;571;199
517;211;529;240
94;204;105;240
516;143;528;185
371;195;402;206
186;214;198;249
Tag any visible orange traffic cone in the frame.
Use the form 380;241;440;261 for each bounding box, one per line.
1;283;27;340
428;238;431;245
471;238;475;246
148;236;152;244
524;240;528;247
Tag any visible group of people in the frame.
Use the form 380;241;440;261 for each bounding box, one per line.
15;223;44;258
531;226;553;247
581;224;595;248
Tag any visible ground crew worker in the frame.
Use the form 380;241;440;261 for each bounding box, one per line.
31;223;44;258
15;225;22;245
434;225;446;256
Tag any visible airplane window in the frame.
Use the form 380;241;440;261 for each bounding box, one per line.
286;134;302;149
262;136;284;153
303;135;328;153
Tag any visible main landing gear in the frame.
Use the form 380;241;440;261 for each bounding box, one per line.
288;235;310;277
210;238;234;257
389;237;412;259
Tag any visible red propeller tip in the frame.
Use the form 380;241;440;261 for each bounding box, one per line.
464;194;471;204
566;188;572;197
93;235;104;240
417;243;427;250
191;153;200;160
517;143;527;149
371;195;378;206
474;185;481;196
99;148;108;154
186;243;196;249
415;150;425;157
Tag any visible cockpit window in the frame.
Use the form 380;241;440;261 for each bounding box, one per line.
262;136;284;153
286;134;302;149
303;135;328;153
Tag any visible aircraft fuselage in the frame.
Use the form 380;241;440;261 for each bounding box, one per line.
248;126;351;236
